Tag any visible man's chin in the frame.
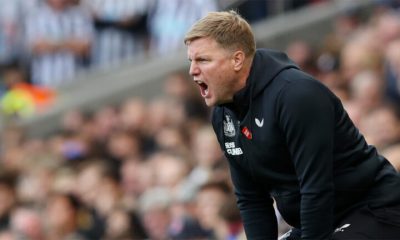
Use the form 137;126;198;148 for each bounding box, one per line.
204;98;216;107
204;101;214;107
205;98;233;107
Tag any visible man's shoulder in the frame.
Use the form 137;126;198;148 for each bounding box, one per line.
209;107;226;144
270;68;328;97
211;106;224;124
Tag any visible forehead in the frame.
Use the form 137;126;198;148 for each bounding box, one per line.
187;37;226;58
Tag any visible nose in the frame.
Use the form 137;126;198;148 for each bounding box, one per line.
189;62;200;76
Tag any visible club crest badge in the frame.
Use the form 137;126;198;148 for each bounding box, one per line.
223;115;236;137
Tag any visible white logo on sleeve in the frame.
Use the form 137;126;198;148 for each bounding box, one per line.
255;118;264;127
334;223;351;233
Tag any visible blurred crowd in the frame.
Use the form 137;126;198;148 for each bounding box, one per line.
0;0;218;89
0;0;322;88
1;0;400;240
0;0;324;118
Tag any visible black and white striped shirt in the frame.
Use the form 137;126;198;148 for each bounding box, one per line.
148;0;218;54
25;3;93;87
0;0;20;64
84;0;152;67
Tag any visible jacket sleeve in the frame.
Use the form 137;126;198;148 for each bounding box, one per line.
276;77;335;240
228;155;278;240
211;108;278;239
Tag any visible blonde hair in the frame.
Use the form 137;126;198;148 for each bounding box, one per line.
184;10;256;58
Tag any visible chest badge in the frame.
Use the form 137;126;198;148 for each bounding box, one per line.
255;118;264;127
223;115;236;137
241;126;252;140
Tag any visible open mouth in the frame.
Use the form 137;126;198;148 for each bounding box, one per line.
195;80;209;97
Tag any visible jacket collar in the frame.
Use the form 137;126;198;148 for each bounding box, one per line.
223;49;298;119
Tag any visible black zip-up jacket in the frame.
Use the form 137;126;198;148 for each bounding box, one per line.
212;49;400;239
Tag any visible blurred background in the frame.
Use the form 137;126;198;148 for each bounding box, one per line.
1;0;400;239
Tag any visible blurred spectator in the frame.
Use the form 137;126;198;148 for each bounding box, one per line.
148;0;218;54
350;70;384;109
83;0;152;67
61;109;87;134
359;105;400;151
139;187;172;240
17;164;57;207
75;106;119;158
163;71;209;127
372;10;400;51
286;40;317;75
74;160;107;239
314;9;361;99
57;131;92;162
195;181;232;239
117;97;147;133
91;163;122;218
106;130;142;169
0;231;16;240
148;152;191;199
44;192;87;240
0;125;25;152
184;126;224;198
154;126;191;158
11;205;44;240
25;0;93;87
0;1;21;66
146;97;174;136
167;190;209;240
52;167;78;194
120;157;154;208
90;106;119;144
384;39;400;104
103;207;147;240
219;196;244;240
375;0;400;9
0;172;17;231
345;70;385;125
339;30;382;90
75;160;104;209
381;144;400;171
1;2;400;240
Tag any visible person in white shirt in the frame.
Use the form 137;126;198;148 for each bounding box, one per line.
148;0;218;55
25;0;93;87
83;0;152;68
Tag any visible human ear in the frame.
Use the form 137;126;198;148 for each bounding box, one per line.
232;50;245;71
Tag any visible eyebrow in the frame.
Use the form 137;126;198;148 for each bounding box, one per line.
193;55;209;61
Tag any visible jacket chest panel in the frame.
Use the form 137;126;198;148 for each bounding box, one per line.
223;108;295;177
244;114;294;176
